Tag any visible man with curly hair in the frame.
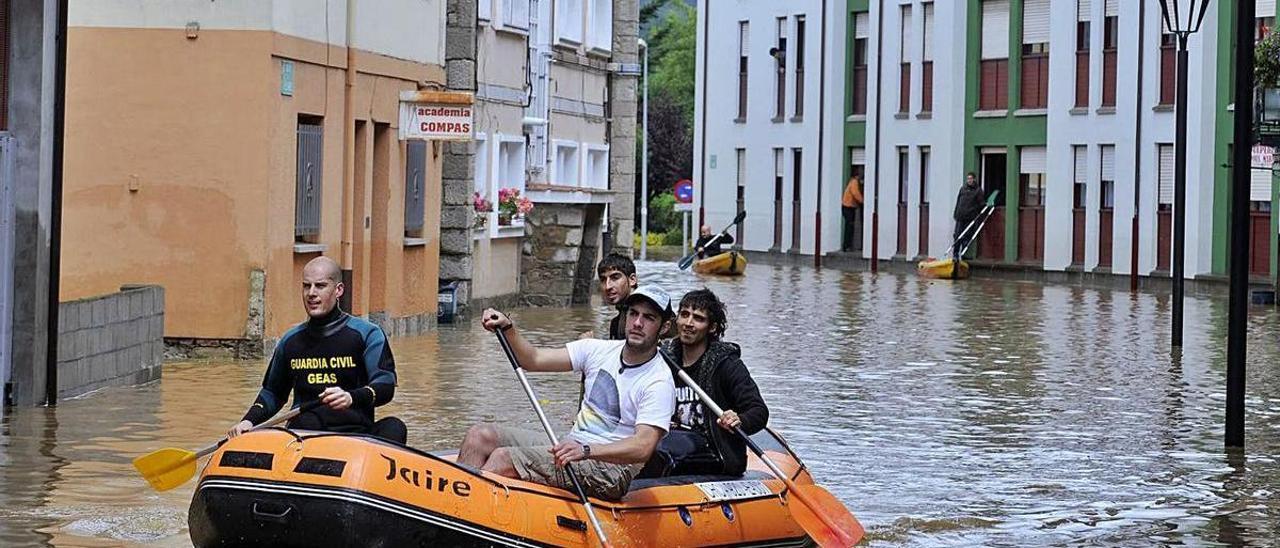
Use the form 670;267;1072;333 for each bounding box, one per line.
644;288;769;477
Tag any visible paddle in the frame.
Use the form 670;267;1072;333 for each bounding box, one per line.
658;349;865;547
493;325;614;548
133;399;322;492
956;190;1001;258
678;210;747;270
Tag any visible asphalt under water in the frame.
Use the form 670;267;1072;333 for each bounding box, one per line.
2;259;1278;546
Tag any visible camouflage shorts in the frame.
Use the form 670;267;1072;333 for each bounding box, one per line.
493;425;641;501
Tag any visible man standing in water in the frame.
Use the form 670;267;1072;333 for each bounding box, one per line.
952;172;985;261
459;286;676;500
227;256;406;443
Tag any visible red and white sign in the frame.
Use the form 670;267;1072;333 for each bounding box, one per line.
399;91;475;141
1253;145;1275;168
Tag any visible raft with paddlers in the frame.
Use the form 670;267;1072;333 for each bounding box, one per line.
185;427;858;547
692;250;748;276
917;191;1000;280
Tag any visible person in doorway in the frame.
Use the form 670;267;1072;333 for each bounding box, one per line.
643;289;769;477
952;172;985;261
841;174;864;252
694;225;735;259
228;256;406;444
458;286;677;500
581;253;637;340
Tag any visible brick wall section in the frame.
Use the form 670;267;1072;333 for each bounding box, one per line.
56;285;164;399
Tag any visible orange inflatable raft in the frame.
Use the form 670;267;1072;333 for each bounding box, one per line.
188;428;852;547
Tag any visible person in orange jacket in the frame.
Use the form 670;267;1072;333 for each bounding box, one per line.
841;175;864;252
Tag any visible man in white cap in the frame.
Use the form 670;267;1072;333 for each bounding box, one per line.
458;286;677;500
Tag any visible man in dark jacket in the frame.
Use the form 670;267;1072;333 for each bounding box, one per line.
694;225;734;259
952;172;985;260
643;289;768;477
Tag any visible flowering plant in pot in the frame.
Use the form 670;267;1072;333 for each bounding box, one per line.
497;187;534;225
473;192;492;229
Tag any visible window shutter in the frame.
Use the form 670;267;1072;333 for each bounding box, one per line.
1077;0;1091;22
1158;144;1174;205
855;12;870;39
900;6;912;61
479;0;491;22
1261;0;1277;19
850;147;866;165
1023;0;1050;44
740;21;750;54
923;3;935;61
1252;145;1274;202
1020;147;1047;174
1074;146;1088;183
404;140;427;233
1104;0;1118;17
1100;146;1116;181
504;0;530;30
982;0;1011;60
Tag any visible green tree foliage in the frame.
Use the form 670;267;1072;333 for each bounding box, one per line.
1258;31;1280;90
648;3;698;125
637;0;697;234
648;192;681;234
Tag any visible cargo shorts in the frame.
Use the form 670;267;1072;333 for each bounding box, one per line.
493;425;642;501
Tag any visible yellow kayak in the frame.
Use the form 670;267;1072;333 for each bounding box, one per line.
693;251;747;275
917;257;970;279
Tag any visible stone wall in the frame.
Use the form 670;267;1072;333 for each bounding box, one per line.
56;285;164;399
607;0;640;256
438;0;478;311
521;203;604;307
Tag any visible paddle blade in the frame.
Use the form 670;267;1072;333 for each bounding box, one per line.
677;253;697;270
789;484;865;547
133;448;199;492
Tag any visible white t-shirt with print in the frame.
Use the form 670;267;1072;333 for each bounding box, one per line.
565;339;675;445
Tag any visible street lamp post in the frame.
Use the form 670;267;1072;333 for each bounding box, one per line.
639;38;649;260
1226;0;1256;449
1158;0;1211;348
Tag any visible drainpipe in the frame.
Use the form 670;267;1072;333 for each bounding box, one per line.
814;0;827;268
1129;0;1145;292
46;0;70;405
870;0;884;272
697;0;710;230
341;0;356;268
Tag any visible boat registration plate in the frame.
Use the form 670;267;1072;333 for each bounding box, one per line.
695;480;773;501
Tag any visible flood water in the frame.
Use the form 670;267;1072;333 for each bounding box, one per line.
2;259;1279;546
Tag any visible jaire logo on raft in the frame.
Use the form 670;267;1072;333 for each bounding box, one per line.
381;454;472;497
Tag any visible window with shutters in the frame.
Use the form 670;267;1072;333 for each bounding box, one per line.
474;134;490;232
587;0;612;51
1073;146;1088;209
922;3;934;113
739;21;750;120
795;15;806;118
897;148;909;206
775;17;787;120
1020;0;1050;109
555;0;583;44
774;148;784;249
852;12;870;115
404;140;427;237
899;5;912;114
1158;144;1174;211
295;118;324;243
1019;147;1047;207
1159;32;1175;106
497;136;527;228
503;0;531;32
1075;0;1090;108
552;140;580;187
584;144;609;189
1102;1;1118;108
920;147;931;206
478;0;492;23
980;0;1010;111
1100;145;1116;209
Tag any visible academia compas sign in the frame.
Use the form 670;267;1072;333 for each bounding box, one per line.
398;90;475;141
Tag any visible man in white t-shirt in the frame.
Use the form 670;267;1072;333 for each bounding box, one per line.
458;285;677;500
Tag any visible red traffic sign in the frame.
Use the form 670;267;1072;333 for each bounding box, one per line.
674;179;694;204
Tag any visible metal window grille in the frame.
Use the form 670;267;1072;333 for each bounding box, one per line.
295;122;323;240
404;140;426;235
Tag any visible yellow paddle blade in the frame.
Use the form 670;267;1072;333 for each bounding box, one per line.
132;448;199;492
788;484;865;547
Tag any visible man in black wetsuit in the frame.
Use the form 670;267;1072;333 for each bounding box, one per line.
227;256;406;443
694;225;734;259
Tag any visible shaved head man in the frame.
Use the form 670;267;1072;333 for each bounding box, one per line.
228;256;406;444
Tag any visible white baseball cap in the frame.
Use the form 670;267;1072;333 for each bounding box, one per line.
623;285;673;316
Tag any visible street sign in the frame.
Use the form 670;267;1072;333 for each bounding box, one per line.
1252;144;1274;167
674;179;694;203
399;90;475;141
